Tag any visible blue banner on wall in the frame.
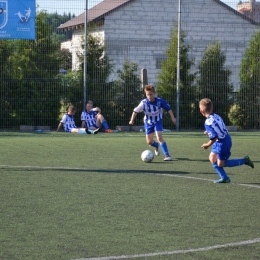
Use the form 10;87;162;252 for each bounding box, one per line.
0;0;36;40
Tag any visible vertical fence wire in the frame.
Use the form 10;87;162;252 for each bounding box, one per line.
0;0;259;130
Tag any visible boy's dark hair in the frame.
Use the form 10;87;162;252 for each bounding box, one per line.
68;105;77;112
144;84;155;93
199;98;213;113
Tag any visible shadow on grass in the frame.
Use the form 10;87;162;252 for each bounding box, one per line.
176;157;260;165
1;167;190;175
176;157;209;162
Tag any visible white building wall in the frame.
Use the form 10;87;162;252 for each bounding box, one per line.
71;28;84;70
63;25;105;71
61;40;72;51
102;0;258;90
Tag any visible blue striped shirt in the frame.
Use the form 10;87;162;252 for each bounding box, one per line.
204;113;229;140
81;110;98;128
134;97;171;125
61;114;77;132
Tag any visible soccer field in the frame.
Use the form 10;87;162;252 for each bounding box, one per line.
0;131;259;260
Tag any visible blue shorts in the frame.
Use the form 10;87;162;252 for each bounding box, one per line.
211;134;232;160
144;121;163;135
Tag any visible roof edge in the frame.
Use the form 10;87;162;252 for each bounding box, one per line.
213;0;259;25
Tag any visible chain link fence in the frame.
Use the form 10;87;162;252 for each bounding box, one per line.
0;0;259;130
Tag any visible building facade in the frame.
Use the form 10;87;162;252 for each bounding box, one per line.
58;0;259;90
237;0;260;22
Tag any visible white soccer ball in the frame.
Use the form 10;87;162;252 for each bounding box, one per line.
141;150;154;163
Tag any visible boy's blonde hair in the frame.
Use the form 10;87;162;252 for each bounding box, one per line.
87;100;93;106
144;84;155;93
199;98;213;114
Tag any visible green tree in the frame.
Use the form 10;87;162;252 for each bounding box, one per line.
109;59;142;127
1;11;68;128
157;26;195;129
0;40;16;128
83;33;113;102
45;12;73;43
197;41;234;125
229;31;260;129
61;32;113;122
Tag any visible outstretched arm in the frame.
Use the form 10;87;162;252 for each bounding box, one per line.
168;109;176;125
56;122;63;132
129;112;137;125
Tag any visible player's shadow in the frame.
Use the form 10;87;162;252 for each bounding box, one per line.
175;157;209;162
3;167;190;175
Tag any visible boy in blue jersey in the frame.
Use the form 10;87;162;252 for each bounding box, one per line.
81;100;112;132
56;105;98;134
129;84;176;161
199;98;254;183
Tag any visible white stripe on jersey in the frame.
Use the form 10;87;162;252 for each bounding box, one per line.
143;103;163;124
81;110;98;128
205;113;228;139
134;97;171;125
61;114;77;132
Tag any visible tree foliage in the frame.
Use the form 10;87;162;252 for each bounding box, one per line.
108;59;142;127
45;12;74;43
60;32;113;124
157;26;195;128
229;31;260;129
0;11;70;128
197;41;234;124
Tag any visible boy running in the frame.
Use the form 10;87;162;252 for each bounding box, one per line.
199;98;254;183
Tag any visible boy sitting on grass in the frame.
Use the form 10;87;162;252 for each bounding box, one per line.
57;105;99;134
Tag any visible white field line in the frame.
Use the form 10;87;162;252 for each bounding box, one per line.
1;164;260;189
1;164;259;259
75;238;260;260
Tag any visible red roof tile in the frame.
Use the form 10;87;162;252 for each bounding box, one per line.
58;0;132;30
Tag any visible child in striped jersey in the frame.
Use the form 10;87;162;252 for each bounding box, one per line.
81;100;111;132
199;98;254;183
56;105;98;134
129;84;176;161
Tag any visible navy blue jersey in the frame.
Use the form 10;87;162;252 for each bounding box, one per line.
81;110;98;128
204;113;229;141
134;97;171;125
61;114;77;132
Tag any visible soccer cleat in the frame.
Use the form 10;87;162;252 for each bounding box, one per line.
93;128;99;134
85;128;91;134
164;156;172;161
105;129;114;133
154;148;160;156
214;178;231;183
244;155;254;168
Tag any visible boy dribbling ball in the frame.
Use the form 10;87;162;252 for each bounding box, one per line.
199;98;254;183
129;84;176;161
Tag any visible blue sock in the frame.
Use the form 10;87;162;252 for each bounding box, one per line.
78;129;86;134
102;120;109;130
150;141;159;149
160;142;170;157
212;163;229;180
224;158;245;167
